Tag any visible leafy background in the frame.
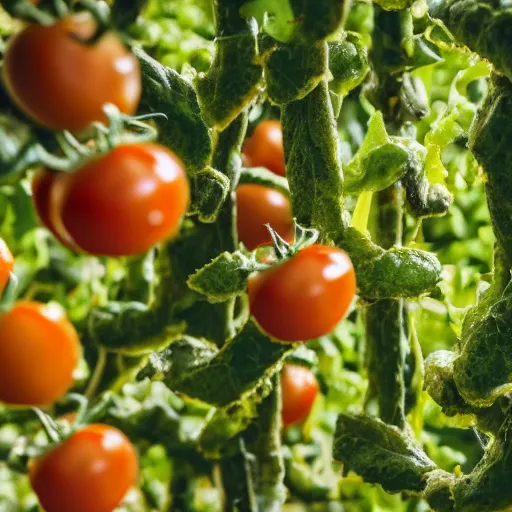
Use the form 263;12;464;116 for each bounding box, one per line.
0;0;499;510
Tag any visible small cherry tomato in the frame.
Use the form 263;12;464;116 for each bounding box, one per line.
0;301;80;406
236;184;294;250
32;170;79;250
242;120;286;177
46;143;189;256
248;244;356;342
281;364;319;427
0;238;14;295
29;424;139;512
3;13;141;132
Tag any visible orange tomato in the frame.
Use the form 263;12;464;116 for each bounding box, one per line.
0;301;80;406
249;245;356;342
3;13;141;132
30;424;138;512
0;238;14;295
281;364;319;427
36;143;189;256
236;184;294;250
242;120;286;177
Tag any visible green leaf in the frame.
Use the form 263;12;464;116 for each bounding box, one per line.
340;227;442;299
196;18;263;130
345;142;410;194
187;250;260;303
424;350;474;417
328;33;369;98
289;0;346;41
240;0;297;43
189;166;231;223
428;0;512;82
165;320;292;406
453;281;512;407
135;48;212;172
265;41;328;105
453;415;512;512
333;413;437;494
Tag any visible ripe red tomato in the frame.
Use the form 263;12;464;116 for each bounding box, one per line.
242;120;286;177
248;244;356;342
236;184;294;250
29;424;138;512
39;143;189;256
0;238;14;295
0;301;80;406
32;170;79;250
281;364;319;427
3;13;141;132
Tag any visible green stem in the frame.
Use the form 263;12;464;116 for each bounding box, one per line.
364;8;410;428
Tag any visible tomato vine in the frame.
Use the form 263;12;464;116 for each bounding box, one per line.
0;0;511;510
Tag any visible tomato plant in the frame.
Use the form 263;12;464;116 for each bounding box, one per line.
248;244;356;342
1;0;511;510
281;363;319;427
0;301;80;406
242;120;286;177
29;424;138;512
2;13;141;132
236;183;293;250
36;143;189;256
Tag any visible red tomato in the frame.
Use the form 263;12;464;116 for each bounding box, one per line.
29;424;138;512
248;244;356;342
43;143;189;256
236;184;294;250
0;238;14;295
32;170;79;250
0;301;80;406
3;13;141;132
281;364;319;427
242;120;286;177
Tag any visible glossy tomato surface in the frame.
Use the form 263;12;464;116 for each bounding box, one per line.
32;170;78;250
281;364;319;427
236;184;294;250
0;238;14;294
0;301;80;406
49;143;190;256
248;244;356;342
242;120;286;177
30;424;138;512
3;13;141;132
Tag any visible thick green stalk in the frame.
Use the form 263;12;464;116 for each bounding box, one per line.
364;7;409;428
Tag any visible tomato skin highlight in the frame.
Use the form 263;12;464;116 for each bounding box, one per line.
48;143;190;257
242;120;286;177
0;301;80;406
32;171;79;250
248;244;356;342
3;13;141;132
236;184;294;250
281;364;319;427
29;424;138;512
0;238;14;295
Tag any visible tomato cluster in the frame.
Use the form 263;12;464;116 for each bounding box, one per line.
0;6;357;509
